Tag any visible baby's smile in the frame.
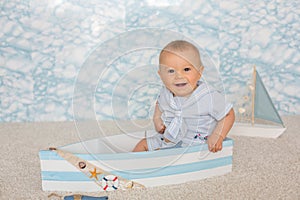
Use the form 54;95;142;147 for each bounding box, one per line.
174;83;188;87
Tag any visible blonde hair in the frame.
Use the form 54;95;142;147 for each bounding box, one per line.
159;40;203;69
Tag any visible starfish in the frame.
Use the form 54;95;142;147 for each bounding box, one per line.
89;168;102;180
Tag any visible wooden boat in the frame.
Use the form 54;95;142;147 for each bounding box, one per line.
229;66;286;138
39;130;233;192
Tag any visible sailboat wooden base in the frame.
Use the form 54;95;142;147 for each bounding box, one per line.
229;123;286;138
39;130;233;192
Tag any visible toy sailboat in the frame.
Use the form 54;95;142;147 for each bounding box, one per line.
229;66;286;138
39;130;233;192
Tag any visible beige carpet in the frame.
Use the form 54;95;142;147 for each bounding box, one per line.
0;116;299;199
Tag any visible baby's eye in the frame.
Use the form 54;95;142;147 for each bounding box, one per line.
168;69;175;73
184;67;191;72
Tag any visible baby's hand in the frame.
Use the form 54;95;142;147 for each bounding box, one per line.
156;124;166;134
154;118;165;134
207;133;224;153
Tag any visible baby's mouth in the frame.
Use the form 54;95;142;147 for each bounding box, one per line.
175;83;187;87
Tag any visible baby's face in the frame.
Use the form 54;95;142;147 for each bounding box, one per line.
158;51;202;97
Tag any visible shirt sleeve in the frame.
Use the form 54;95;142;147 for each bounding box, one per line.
207;91;233;121
157;87;168;112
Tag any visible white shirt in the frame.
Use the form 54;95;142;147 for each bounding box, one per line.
158;81;232;146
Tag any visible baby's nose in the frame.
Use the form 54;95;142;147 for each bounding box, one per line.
175;71;184;78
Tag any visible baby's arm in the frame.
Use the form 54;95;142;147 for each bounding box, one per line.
153;102;166;134
207;108;235;153
133;103;166;152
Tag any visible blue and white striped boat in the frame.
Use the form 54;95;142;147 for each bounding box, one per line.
39;130;233;192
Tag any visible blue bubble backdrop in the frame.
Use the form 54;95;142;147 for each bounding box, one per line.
0;0;299;122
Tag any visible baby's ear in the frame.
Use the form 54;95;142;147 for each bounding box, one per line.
198;66;204;73
157;69;161;76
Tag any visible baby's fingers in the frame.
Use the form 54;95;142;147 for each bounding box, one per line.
212;143;223;153
208;142;222;153
158;125;166;134
215;143;222;152
208;142;215;152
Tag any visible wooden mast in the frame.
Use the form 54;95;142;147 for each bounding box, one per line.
251;66;257;125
